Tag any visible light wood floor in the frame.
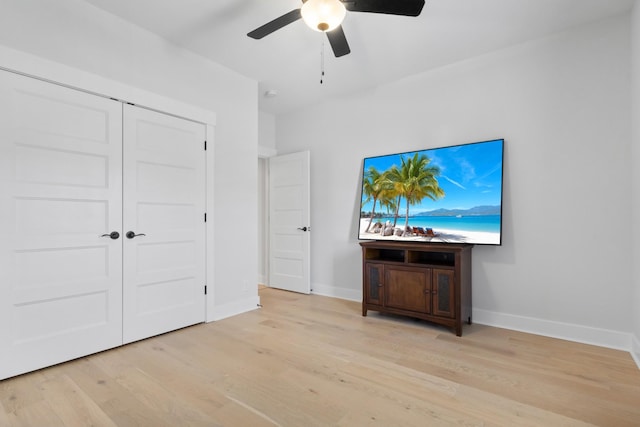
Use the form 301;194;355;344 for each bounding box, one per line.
1;288;639;426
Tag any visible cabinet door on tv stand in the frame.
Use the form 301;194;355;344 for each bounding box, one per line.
364;263;384;307
432;269;455;318
384;266;431;314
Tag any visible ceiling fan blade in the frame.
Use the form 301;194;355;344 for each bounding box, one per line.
344;0;425;16
247;9;302;39
326;25;351;57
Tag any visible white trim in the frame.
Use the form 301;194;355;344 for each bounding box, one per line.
304;290;635;354
205;123;216;322
473;308;632;351
0;45;216;125
308;290;639;369
257;158;270;287
207;295;261;321
632;333;640;370
311;282;361;302
258;146;277;158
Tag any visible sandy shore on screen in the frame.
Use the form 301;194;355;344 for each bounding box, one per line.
358;218;500;245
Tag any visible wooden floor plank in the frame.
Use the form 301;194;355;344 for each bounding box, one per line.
38;374;118;427
5;399;66;427
0;287;639;426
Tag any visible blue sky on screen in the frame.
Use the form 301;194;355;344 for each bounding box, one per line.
361;139;504;213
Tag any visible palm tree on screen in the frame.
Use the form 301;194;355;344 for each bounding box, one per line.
380;194;398;218
389;152;445;231
361;166;393;232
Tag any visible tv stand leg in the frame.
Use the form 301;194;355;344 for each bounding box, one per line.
455;324;462;337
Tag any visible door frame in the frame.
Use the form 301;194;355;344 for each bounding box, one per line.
0;47;219;321
258;146;277;288
257;157;271;286
267;151;311;294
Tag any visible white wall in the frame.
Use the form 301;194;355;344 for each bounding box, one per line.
259;111;277;157
0;0;260;319
631;0;640;365
277;15;634;349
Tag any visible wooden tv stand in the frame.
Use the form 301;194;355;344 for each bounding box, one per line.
360;241;472;336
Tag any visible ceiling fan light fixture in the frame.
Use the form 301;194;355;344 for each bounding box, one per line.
301;0;346;32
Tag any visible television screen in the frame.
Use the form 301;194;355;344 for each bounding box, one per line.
358;139;504;245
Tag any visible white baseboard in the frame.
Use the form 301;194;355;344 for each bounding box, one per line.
473;308;632;352
311;282;361;302
632;334;640;370
206;295;261;322
279;285;640;369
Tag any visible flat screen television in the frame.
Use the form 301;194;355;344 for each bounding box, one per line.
358;138;504;245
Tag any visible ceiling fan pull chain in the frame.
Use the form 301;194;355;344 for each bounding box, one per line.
320;37;325;84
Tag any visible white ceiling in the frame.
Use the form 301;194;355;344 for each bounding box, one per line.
80;0;634;115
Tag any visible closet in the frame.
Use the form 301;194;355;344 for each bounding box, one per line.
0;70;206;380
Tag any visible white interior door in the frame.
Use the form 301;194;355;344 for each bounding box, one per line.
122;104;206;344
0;71;123;380
268;151;311;294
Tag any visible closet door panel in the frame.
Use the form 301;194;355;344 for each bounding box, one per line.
122;105;206;344
0;72;123;380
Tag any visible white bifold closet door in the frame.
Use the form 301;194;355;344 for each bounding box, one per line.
0;72;124;379
122;104;206;344
0;71;206;380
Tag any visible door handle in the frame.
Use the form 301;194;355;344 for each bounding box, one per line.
297;226;310;232
126;231;147;239
100;231;120;240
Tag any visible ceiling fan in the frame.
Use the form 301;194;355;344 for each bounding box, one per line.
247;0;426;58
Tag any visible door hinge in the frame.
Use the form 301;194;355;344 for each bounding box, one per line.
204;285;207;295
204;140;207;150
204;213;207;222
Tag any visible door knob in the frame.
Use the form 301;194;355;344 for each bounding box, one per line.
100;231;120;240
297;226;309;232
126;231;147;239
